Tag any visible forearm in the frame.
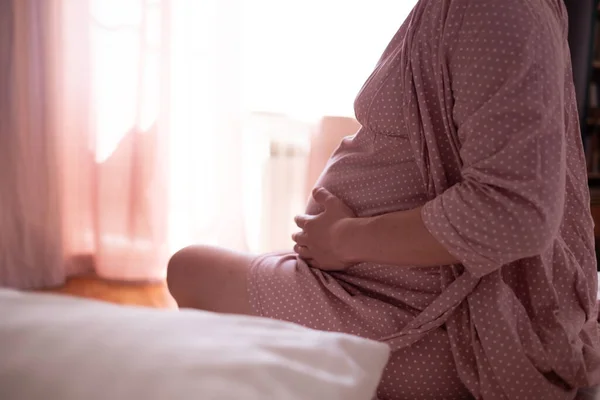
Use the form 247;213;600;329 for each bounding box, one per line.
338;206;459;267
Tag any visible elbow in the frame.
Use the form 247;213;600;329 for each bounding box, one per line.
423;180;563;275
471;177;564;261
523;228;557;257
508;208;561;259
465;208;560;275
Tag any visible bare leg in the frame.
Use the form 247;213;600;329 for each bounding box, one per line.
166;245;255;315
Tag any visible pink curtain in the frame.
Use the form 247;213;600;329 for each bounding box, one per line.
0;0;170;288
0;0;64;288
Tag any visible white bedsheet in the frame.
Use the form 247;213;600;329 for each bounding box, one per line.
0;289;390;400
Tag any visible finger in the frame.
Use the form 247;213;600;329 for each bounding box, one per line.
294;214;312;229
312;187;336;207
293;244;311;258
291;231;309;245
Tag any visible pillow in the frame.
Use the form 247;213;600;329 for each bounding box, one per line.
0;289;389;400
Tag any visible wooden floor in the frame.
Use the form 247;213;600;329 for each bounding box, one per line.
43;275;178;309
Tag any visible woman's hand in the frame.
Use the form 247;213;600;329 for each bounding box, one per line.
292;188;356;271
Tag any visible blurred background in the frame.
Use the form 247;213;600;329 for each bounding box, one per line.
1;0;417;286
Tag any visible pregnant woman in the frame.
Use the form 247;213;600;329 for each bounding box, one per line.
167;0;600;399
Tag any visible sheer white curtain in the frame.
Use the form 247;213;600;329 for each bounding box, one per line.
0;0;417;288
167;0;248;254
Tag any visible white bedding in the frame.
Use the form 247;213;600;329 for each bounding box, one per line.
0;289;390;400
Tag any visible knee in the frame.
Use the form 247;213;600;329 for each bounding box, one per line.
167;246;199;298
166;245;218;294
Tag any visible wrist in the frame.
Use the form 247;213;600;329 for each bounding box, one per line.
333;217;367;264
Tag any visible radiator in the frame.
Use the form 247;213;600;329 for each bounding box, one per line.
245;113;312;253
261;140;309;252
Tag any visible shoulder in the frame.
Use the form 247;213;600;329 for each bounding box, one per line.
448;0;556;23
443;0;566;64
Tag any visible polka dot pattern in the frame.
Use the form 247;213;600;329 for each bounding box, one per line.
248;1;600;399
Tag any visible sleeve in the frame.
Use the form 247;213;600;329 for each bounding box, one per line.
421;1;567;278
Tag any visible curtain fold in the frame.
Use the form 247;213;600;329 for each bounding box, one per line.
1;0;250;288
0;0;64;289
1;0;171;288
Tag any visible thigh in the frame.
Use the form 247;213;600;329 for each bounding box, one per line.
377;329;473;400
166;245;256;315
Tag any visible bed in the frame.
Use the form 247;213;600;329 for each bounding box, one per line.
2;276;600;400
0;289;389;400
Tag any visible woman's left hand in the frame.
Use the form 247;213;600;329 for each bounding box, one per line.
292;188;356;271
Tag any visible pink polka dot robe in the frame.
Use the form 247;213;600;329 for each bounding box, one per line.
248;1;600;398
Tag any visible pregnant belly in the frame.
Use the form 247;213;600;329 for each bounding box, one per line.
305;133;429;218
304;131;441;294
